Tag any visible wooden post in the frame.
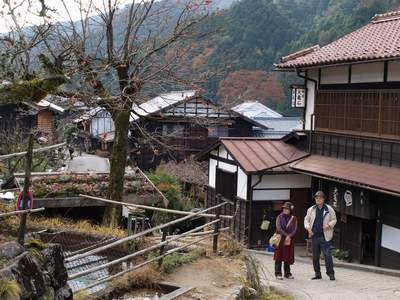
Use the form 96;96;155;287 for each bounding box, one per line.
158;227;169;267
17;134;34;245
213;194;222;254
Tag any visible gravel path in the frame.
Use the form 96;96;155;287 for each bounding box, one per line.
251;252;400;300
67;153;110;172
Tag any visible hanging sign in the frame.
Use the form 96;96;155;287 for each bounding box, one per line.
291;85;306;108
16;191;33;211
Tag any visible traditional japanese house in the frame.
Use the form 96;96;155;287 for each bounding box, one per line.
129;91;257;170
0;98;65;142
204;138;310;248
275;11;400;268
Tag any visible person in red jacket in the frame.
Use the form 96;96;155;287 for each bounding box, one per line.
274;201;298;280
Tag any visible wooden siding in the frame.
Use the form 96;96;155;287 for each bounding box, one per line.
206;187;248;245
37;110;55;135
311;132;400;168
315;90;400;140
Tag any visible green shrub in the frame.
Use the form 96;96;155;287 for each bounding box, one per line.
148;167;195;225
0;256;10;268
158;248;205;273
25;239;47;251
332;249;351;262
0;278;22;300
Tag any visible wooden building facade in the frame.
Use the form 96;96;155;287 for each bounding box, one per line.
130;91;256;170
205;138;311;248
276;11;400;269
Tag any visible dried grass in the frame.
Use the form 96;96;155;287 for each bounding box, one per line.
0;278;21;300
29;216;127;237
220;234;243;256
110;265;162;290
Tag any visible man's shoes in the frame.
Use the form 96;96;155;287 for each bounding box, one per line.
285;274;294;279
311;275;322;280
276;275;283;280
329;275;335;281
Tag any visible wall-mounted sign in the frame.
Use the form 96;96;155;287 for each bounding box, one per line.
291;85;306;108
328;183;376;220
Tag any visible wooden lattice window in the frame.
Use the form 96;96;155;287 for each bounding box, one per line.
315;90;400;139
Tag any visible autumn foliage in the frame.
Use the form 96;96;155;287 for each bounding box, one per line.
217;70;285;108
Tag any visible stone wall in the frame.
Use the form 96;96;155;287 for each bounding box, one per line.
0;241;72;300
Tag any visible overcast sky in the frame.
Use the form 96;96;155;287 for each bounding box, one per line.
0;0;132;33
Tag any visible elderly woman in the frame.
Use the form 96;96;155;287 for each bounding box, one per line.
274;201;298;280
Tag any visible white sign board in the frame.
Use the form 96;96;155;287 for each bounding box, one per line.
381;224;400;253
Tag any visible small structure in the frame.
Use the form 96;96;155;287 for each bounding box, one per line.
74;107;115;152
275;10;400;268
232;101;302;139
204;137;310;248
0;97;66;142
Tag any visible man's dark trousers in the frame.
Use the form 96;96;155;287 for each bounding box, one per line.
312;236;334;277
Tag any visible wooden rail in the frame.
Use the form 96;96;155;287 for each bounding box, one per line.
75;234;213;292
0;207;45;218
66;201;228;263
0;142;66;160
80;194;233;220
68;218;220;279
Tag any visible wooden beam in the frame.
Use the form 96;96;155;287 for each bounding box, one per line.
66;201;229;263
68;219;220;279
75;235;212;292
135;167;169;207
0;142;66;160
0;207;45;218
80;194;234;220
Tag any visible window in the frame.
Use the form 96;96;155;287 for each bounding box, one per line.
315;90;400;139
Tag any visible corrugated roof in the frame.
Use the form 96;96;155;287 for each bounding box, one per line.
254;117;302;132
221;138;308;173
276;10;400;69
232;101;282;119
290;155;400;195
130;90;196;122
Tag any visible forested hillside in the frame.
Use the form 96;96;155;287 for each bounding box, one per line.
195;0;400;114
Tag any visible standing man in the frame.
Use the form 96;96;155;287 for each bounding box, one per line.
304;191;337;280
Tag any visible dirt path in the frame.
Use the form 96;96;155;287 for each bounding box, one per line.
165;256;245;299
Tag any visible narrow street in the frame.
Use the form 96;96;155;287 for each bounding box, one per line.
252;253;400;300
66;153;110;173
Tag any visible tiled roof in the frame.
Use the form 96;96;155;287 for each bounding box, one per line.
276;10;400;69
220;138;308;173
290;155;400;195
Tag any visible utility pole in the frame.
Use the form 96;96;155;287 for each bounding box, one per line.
17;133;34;245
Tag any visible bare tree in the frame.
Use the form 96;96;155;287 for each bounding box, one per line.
45;0;214;226
0;0;68;104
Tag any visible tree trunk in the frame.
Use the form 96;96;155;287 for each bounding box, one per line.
102;109;130;227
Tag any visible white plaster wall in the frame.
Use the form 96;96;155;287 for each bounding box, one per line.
218;145;229;159
381;224;400;253
237;167;248;199
351;62;384;83
91;115;115;136
253;189;290;201
320;65;348;84
208;158;217;187
388;60;400;82
217;161;237;173
253;174;311;189
305;77;316;130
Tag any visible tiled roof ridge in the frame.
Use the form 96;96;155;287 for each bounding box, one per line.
280;45;320;63
371;10;400;23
